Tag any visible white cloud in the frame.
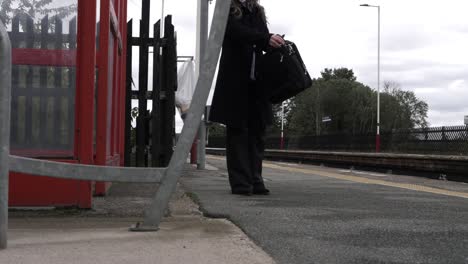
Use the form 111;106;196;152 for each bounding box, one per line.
261;0;468;126
416;80;468;125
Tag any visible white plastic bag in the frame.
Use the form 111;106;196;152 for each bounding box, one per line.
176;61;196;117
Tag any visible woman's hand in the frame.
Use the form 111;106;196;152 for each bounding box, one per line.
269;34;285;48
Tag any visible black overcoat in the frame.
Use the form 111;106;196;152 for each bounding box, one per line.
209;5;273;128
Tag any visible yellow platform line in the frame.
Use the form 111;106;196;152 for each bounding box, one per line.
208;156;468;199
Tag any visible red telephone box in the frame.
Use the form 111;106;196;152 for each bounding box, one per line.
7;0;128;208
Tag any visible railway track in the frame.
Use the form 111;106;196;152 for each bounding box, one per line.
206;148;468;177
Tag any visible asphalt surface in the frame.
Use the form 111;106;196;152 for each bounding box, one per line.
181;156;468;264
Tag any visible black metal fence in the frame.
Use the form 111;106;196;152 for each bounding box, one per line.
125;15;177;167
208;126;468;156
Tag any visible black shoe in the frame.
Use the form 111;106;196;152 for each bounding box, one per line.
253;188;270;195
231;190;253;196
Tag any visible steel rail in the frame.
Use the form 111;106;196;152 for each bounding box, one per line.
9;156;164;183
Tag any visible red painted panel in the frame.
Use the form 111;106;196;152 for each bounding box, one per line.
78;180;93;208
96;0;111;169
75;0;97;208
6;0;131;208
7;0;100;209
94;0;122;197
90;0;127;197
12;49;76;67
76;0;97;163
8;160;90;207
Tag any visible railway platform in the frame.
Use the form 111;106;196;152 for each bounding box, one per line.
181;155;468;264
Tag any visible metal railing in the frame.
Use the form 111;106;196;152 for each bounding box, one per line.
209;126;468;156
0;0;230;249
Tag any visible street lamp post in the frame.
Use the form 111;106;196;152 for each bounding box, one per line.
360;4;381;152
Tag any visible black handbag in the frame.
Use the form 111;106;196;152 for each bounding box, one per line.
258;40;313;104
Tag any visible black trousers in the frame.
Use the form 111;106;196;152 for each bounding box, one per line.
226;124;267;192
225;83;268;192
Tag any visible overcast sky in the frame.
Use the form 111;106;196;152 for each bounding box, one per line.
127;0;468;128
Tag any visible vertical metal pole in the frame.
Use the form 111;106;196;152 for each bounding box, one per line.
136;0;151;166
197;118;207;169
196;0;209;77
280;103;285;149
316;86;320;136
376;6;381;153
196;0;209;170
152;21;162;167
361;4;381;152
0;20;12;250
138;0;231;229
161;0;165;39
125;20;133;166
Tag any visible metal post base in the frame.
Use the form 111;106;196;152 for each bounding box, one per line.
129;222;160;232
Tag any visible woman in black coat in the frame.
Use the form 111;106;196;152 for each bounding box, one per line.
209;0;285;195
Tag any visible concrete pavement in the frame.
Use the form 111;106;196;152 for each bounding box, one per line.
0;182;275;264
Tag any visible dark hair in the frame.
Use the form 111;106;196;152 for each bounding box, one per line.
231;0;267;23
